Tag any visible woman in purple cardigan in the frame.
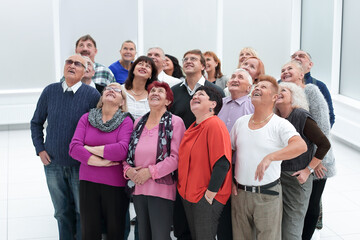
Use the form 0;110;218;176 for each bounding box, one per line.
69;82;134;240
124;81;186;240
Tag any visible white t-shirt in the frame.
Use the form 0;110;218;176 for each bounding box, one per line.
230;114;299;186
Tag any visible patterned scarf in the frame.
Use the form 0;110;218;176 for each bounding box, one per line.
88;108;134;132
126;111;175;185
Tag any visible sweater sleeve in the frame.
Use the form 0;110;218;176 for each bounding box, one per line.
208;155;230;192
317;81;335;128
303;117;331;160
30;87;49;155
148;116;186;180
69;114;93;164
103;116;134;162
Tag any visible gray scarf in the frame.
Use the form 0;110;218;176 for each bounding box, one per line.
88;108;133;132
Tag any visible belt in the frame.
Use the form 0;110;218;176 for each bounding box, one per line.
236;179;280;196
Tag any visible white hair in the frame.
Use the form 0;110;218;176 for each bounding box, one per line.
279;82;309;111
233;68;252;85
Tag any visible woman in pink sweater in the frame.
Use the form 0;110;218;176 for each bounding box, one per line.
69;83;133;240
124;81;185;240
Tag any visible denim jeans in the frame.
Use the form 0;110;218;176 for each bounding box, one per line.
44;163;81;240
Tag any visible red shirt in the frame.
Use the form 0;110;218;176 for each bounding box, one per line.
177;116;232;205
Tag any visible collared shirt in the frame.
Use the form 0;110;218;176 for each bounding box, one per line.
62;81;82;93
180;76;206;95
218;95;254;132
88;80;96;89
157;70;182;88
93;62;116;86
124;89;150;120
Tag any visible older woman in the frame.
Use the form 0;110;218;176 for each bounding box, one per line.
124;56;157;119
178;86;232;239
204;51;228;89
275;82;330;240
164;54;185;79
69;83;133;240
280;61;336;240
123;81;185;240
237;47;258;68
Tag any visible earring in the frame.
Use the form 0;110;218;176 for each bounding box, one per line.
209;108;213;112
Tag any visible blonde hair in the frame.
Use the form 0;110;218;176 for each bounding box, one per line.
96;83;128;112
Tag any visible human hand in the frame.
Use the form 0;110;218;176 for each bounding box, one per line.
255;157;272;182
133;168;151;185
232;181;238;196
126;166;142;180
39;151;51;166
314;163;327;179
87;156;119;167
292;169;310;184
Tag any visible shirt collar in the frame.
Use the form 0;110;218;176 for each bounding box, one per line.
181;76;206;95
62;81;82;93
224;94;251;105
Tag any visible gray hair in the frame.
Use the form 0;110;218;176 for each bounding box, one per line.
82;55;96;71
233;68;252;85
279;82;309;111
147;47;165;59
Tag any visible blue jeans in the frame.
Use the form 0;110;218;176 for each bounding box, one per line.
44;163;81;240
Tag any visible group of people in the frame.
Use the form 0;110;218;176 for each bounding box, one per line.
30;34;335;240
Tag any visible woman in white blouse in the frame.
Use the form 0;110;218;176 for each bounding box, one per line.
124;56;158;119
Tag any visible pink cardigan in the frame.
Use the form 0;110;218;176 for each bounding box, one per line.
123;114;185;201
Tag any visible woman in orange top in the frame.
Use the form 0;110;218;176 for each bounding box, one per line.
177;86;232;239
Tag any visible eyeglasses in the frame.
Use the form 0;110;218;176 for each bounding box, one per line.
291;53;310;60
182;57;199;63
105;86;122;93
65;59;85;68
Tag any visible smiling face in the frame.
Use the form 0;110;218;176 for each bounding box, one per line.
241;58;260;82
204;54;218;73
102;84;124;108
281;63;304;85
228;70;252;95
63;55;86;85
183;53;204;75
133;61;152;80
275;86;292;107
238;50;254;66
251;80;277;106
75;39;98;62
190;90;216;117
148;86;170;110
120;42;136;62
83;59;95;79
163;56;174;75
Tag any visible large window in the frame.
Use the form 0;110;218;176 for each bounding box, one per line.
339;0;360;101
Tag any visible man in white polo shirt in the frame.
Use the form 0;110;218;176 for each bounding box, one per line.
230;75;307;239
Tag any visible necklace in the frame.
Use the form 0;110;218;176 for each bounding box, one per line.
251;112;274;125
131;89;145;96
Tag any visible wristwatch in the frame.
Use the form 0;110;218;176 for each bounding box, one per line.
307;166;314;173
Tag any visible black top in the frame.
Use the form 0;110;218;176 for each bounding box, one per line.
170;80;224;129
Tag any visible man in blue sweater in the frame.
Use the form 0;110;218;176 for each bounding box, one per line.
291;50;335;127
31;54;100;240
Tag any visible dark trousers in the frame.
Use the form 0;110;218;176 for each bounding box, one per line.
79;180;129;240
182;196;224;240
302;179;327;240
216;198;233;240
133;195;173;240
173;191;192;240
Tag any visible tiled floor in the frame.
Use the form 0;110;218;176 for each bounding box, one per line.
0;127;359;239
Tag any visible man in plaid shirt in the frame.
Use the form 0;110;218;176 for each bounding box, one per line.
75;34;115;86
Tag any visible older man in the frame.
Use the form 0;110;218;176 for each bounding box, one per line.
109;40;137;84
230;75;307;239
75;34;115;86
147;47;181;87
82;56;105;93
216;68;254;240
31;54;100;240
291;50;335;127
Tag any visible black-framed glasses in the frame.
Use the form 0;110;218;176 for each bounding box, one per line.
105;86;122;93
65;59;85;68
